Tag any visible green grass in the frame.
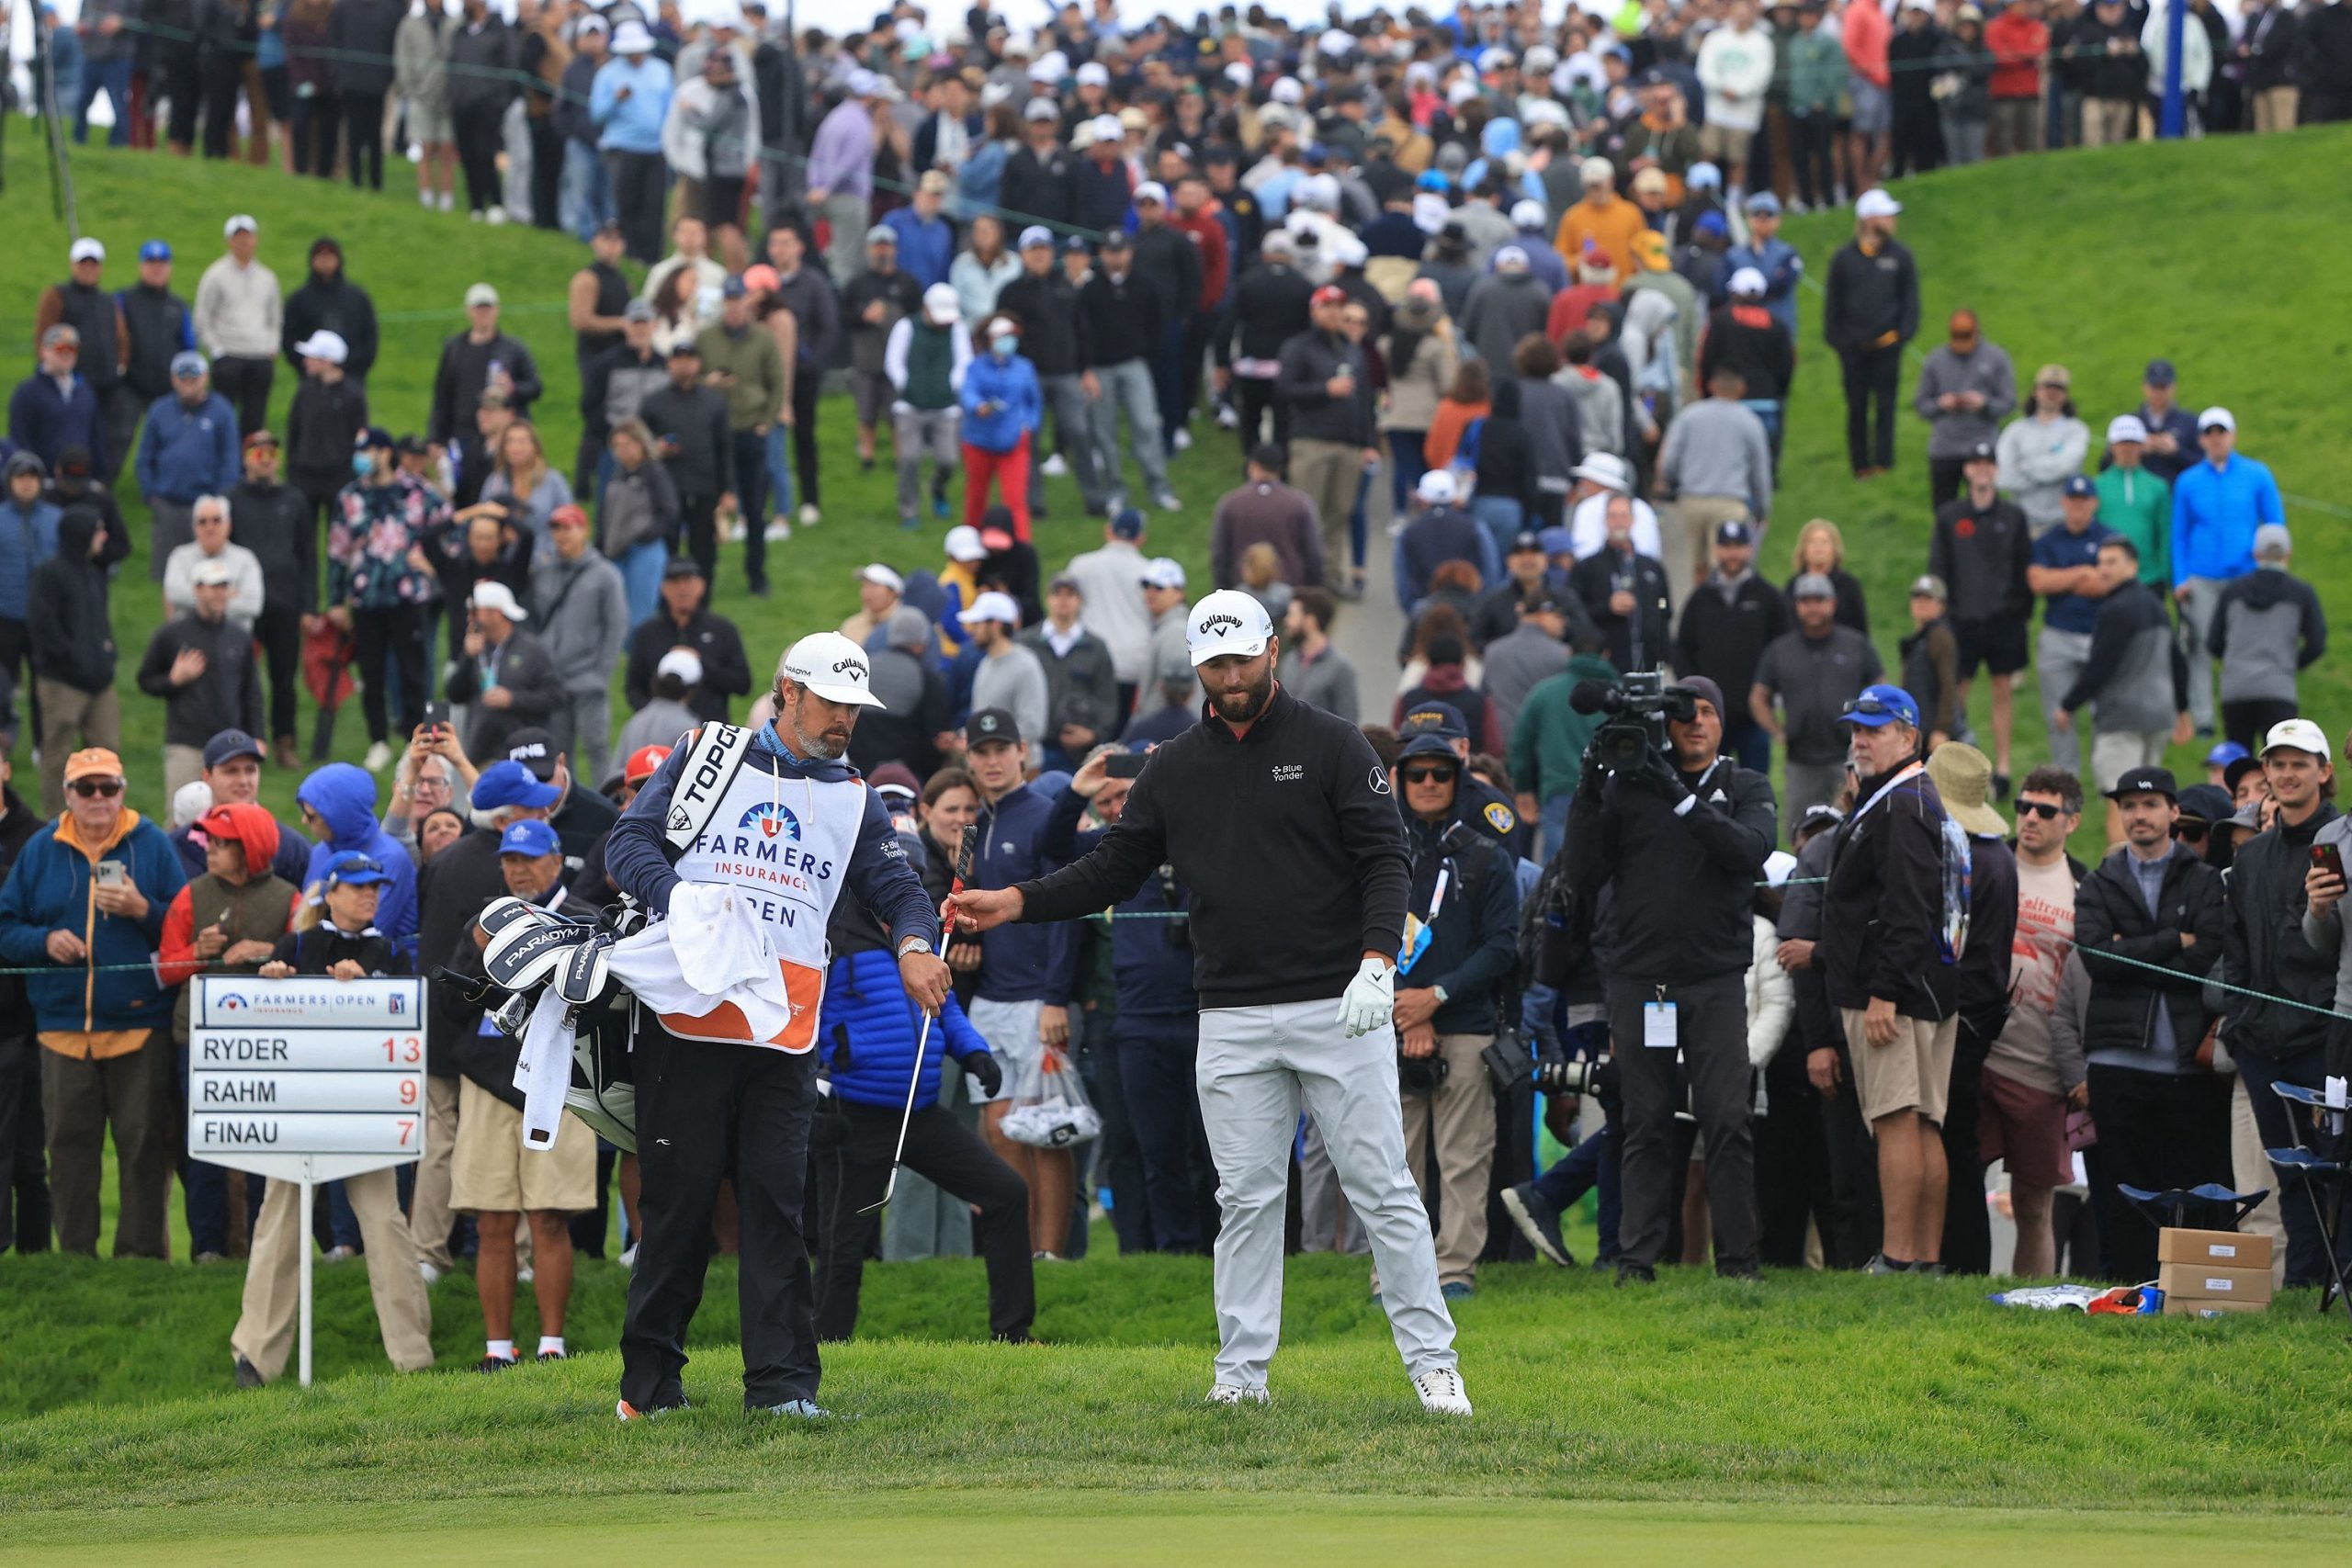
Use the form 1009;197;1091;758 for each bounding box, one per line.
6;1236;2352;1550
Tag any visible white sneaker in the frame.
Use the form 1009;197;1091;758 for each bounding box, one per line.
764;518;793;542
1216;404;1240;430
798;502;821;526
437;191;455;213
617;1244;638;1269
1040;453;1069;478
419;1261;445;1285
722;513;746;543
469;209;485;223
1155;491;1182;512
1412;1366;1473;1416
363;740;392;773
1204;1382;1271;1407
1172;428;1193;451
419;190;435;209
516;1265;535;1285
485;205;508;226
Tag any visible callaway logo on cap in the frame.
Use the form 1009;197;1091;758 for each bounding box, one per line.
780;631;886;708
1184;589;1273;667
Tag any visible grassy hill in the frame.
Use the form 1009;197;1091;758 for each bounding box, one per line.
8;129;2350;839
0;134;1228;825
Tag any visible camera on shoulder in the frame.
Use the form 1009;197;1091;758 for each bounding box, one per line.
1571;670;1697;773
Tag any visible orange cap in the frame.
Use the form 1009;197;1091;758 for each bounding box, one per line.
62;749;125;784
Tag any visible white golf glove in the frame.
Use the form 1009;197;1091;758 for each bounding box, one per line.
1336;958;1396;1038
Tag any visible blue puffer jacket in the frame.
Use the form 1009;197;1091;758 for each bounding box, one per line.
0;807;186;1032
296;763;418;951
971;782;1074;1005
821;946;989;1110
957;352;1042;455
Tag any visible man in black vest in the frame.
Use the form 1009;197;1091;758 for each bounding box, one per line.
34;240;132;485
115;242;197;489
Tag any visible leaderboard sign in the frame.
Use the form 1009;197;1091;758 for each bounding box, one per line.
188;976;429;1180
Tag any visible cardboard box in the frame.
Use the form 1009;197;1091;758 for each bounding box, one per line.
2157;1261;2273;1304
2157;1227;2274;1272
2162;1294;2268;1317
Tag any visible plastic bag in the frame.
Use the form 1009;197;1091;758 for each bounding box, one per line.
999;1046;1102;1149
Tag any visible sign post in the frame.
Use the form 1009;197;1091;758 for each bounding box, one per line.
189;976;427;1386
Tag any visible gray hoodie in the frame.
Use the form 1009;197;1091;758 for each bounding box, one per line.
530;548;632;699
1458;269;1551;372
2209;563;2324;705
1913;341;2018;460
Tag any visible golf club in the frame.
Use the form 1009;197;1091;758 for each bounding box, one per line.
856;822;978;1216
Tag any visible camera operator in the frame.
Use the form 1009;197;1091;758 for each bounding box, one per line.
1564;674;1777;1282
1382;733;1521;1298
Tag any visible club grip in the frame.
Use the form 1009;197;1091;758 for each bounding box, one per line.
952;822;978;893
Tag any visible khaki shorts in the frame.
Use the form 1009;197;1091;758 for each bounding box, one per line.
450;1075;595;1214
1842;1008;1958;1128
2092;729;2169;794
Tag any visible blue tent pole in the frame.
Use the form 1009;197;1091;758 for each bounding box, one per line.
2160;0;2188;138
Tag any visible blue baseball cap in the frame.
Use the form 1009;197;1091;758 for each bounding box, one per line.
139;239;173;263
322;850;390;887
498;818;560;858
1110;507;1146;540
1839;684;1921;729
1744;191;1781;216
471;759;563;811
1396;732;1462;763
1415;168;1450;192
2143;357;2177;387
2062;474;2097;499
2204;739;2250;768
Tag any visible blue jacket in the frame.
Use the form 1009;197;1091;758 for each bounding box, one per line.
1394;504;1501;612
2172;454;2284;587
589;55;672;153
881;209;955;292
1040;785;1196;1017
971;781;1075;1005
136;392;240;504
0;809;186;1033
0;497;64;623
958;353;1043;455
296;764;418;951
605;723;941;945
1719;236;1804;335
7;374;107;475
820;945;990;1110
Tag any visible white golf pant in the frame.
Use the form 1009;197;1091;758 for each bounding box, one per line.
1196;997;1458;1390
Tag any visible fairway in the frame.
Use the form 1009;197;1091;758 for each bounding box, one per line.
6;1493;2348;1568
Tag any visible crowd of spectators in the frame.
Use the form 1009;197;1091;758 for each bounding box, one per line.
0;0;2340;1368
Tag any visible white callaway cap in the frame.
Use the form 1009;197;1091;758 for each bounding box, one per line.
1855;188;1902;220
470;581;527;621
781;631;886;708
1186;589;1274;667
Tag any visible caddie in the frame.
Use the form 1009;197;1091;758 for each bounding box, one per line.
602;631;949;1420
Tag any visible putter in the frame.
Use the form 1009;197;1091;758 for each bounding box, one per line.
858;823;978;1215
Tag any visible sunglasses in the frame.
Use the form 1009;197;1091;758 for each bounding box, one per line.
1400;766;1459;785
2175;823;2211;843
2017;800;2070;820
1839;696;1910;720
68;779;124;798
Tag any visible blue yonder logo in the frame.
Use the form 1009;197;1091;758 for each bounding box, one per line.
739;801;802;842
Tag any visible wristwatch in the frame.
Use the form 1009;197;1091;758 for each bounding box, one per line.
897;936;935;960
1433;986;1451;1006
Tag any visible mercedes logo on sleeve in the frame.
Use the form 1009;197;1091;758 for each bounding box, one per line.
1369;766;1391;795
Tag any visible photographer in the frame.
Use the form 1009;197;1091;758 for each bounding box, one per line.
1564;675;1777;1282
1382;733;1521;1299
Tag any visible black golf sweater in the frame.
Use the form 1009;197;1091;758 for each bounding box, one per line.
1016;684;1409;1009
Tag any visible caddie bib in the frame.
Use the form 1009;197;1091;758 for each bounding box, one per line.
662;758;869;1052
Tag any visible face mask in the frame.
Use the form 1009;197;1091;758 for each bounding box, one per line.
989;334;1017;360
352;453;376;478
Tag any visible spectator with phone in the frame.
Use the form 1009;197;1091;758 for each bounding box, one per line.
0;748;187;1258
382;721;472;858
2228;720;2343;1289
157;801;295;1261
443;582;563;765
232;849;434;1386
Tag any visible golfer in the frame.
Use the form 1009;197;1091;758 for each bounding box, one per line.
957;590;1470;1416
603;631;950;1421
